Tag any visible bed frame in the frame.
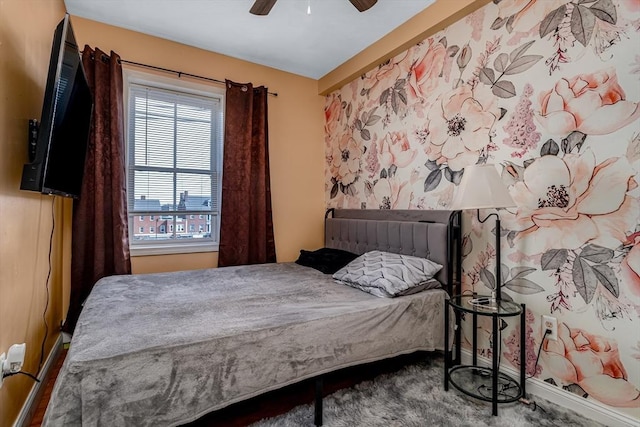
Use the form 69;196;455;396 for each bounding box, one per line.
313;208;462;425
43;209;462;427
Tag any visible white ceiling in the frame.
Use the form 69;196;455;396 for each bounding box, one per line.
63;0;436;79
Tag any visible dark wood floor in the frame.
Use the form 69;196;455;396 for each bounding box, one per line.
30;349;430;426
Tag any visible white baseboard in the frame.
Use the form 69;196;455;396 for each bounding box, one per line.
460;349;638;427
13;334;63;427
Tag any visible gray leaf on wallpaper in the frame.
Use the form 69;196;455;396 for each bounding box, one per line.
592;264;619;297
492;80;516;98
580;244;614;263
424;169;442;192
590;0;617;24
479;67;495;85
541;248;569;271
501;263;509;284
494;53;509;73
447;45;460;59
573;257;598;303
509;40;535;63
425;159;439;171
491;16;506;31
379;89;389;106
540;5;567;38
397;89;407;105
330;183;338;199
561;131;587;153
571;5;596;46
504;278;544;295
506;14;515;33
365;114;381;127
504;55;543;75
480;267;496;290
541;139;560;156
443;167;463;185
510;266;536;279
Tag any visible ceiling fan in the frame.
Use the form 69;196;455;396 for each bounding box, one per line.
250;0;378;15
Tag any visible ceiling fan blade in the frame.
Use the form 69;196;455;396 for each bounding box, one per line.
250;0;277;15
349;0;378;12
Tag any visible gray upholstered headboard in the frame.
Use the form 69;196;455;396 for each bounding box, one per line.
324;209;461;295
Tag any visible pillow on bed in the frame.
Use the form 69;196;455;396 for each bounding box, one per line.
295;247;360;274
332;250;443;298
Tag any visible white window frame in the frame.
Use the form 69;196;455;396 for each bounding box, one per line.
124;70;224;256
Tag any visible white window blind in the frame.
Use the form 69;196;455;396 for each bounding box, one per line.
127;83;223;254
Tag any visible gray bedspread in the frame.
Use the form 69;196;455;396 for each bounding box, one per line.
43;262;451;426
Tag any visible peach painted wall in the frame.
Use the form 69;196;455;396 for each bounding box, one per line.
0;1;70;426
70;16;327;273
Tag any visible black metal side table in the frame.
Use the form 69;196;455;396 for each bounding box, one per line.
444;294;526;416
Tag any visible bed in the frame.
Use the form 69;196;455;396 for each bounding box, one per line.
42;209;461;427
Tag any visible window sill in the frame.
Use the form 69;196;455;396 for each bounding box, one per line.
130;241;219;257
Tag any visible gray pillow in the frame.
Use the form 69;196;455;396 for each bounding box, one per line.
332;250;443;298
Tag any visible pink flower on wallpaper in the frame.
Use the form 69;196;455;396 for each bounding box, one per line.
328;134;363;187
621;233;640;301
367;176;412;210
425;85;500;171
361;51;410;103
324;93;342;136
406;39;446;104
379;131;417;169
542;322;640;407
503;83;540;157
504;151;638;253
495;0;572;33
537;68;640;136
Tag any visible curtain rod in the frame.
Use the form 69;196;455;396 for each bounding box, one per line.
120;59;278;97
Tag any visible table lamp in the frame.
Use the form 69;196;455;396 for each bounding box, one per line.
450;164;516;303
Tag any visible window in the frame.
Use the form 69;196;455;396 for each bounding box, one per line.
126;72;223;255
139;227;144;233
140;216;145;221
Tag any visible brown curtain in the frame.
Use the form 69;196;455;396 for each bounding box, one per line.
64;46;131;334
218;80;276;266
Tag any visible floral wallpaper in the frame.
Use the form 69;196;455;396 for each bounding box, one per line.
324;0;640;418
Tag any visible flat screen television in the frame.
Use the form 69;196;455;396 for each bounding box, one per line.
20;13;93;199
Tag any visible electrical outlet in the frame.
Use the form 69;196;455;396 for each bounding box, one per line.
0;353;5;389
542;315;558;341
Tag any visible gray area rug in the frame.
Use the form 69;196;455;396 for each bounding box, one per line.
250;356;605;427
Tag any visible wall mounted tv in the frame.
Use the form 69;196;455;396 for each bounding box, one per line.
20;13;93;199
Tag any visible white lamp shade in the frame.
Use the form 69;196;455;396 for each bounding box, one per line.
450;164;516;210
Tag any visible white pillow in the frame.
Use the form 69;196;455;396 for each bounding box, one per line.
332;250;443;298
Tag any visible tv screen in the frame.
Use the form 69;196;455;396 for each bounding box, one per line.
20;13;93;199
